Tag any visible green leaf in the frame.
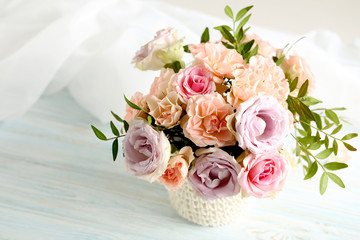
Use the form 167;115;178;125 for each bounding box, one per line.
147;116;152;125
320;173;328;195
299;101;315;121
91;125;107;141
327;172;345;188
221;41;234;49
316;148;333;159
289;97;302;117
323;123;334;130
200;27;210;43
124;95;142;111
333;140;338;155
312;112;322;129
110;121;120;136
289;77;298;92
297;80;309;98
235;5;253;21
325;109;340;125
343;142;357;151
235;27;244;43
111;111;124;123
276;55;285;66
224;5;233;19
124;120;129;132
296;143;301;156
173;61;182;73
331;124;342;135
324;162;348;171
304;161;318;180
302;96;322;106
341;133;358;141
308;142;322;150
243;39;255;53
248;44;258;59
331;107;347;111
298;129;307;136
325;135;329;148
220;26;235;44
214;25;232;32
112;138;118;161
236;14;251;33
183;45;190;53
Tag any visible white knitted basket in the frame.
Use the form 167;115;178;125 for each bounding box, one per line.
169;181;250;227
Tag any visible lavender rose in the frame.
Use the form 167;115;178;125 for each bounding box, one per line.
123;119;171;182
235;96;289;153
188;148;241;200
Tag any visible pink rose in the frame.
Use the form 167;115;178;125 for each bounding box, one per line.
235;96;289;153
149;68;175;99
239;151;290;198
147;91;183;128
188;148;241;200
159;147;194;191
244;34;276;58
182;93;235;147
228;56;289;109
172;65;215;103
279;51;315;95
132;28;184;70
123;119;171;182
189;42;245;83
124;92;148;122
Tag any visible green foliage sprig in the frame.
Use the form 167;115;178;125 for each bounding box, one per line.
213;5;258;63
286;77;358;195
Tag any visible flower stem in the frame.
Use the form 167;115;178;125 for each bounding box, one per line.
296;120;343;142
290;133;327;173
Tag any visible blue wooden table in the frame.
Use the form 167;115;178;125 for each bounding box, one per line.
0;90;359;239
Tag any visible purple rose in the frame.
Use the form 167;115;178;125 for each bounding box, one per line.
235;96;289;153
123;119;171;182
188;148;241;200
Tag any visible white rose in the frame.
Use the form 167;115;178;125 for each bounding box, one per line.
132;28;184;71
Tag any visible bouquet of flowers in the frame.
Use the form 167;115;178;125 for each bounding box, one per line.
91;5;357;226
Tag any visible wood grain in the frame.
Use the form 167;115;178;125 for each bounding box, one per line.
0;90;359;240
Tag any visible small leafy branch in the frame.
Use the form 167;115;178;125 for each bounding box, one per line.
91;95;148;161
184;5;258;63
214;5;258;63
286;77;358;194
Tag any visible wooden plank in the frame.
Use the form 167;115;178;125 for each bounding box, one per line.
0;90;359;239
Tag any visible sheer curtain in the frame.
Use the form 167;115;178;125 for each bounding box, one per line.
0;0;359;125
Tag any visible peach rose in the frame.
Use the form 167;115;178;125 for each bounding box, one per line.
124;92;148;122
158;146;194;191
149;68;175;99
279;51;315;96
228;55;289;109
189;42;245;83
181;93;235;147
148;91;183;128
244;34;276;58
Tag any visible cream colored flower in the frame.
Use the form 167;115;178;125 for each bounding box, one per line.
148;91;182;128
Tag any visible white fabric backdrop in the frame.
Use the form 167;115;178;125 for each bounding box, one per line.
0;0;359;125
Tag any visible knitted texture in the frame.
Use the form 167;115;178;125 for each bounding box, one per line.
169;180;249;227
